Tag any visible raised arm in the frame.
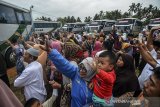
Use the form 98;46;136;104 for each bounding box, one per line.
48;49;78;79
139;44;157;68
6;40;15;49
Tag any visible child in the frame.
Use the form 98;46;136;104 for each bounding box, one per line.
92;50;116;107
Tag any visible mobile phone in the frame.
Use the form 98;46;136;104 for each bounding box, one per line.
138;33;143;43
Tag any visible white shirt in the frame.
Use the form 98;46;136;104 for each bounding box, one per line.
138;49;159;89
14;61;47;102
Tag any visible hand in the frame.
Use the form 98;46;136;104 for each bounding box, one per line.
6;40;11;45
39;40;51;53
88;82;94;90
90;57;99;73
49;80;61;89
50;66;56;72
117;51;123;54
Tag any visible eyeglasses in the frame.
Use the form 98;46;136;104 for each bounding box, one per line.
79;64;87;72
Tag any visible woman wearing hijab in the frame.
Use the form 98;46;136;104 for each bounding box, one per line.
113;53;140;106
40;42;96;107
113;53;140;96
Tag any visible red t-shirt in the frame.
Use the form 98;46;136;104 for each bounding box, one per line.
92;69;116;99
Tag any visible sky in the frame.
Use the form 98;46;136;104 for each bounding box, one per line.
3;0;160;21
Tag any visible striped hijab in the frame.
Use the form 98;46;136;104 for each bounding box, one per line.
63;42;83;59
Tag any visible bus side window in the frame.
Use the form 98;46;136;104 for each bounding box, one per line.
23;12;31;24
15;11;25;24
0;4;17;24
135;21;142;26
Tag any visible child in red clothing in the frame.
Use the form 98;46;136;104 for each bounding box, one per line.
92;51;116;107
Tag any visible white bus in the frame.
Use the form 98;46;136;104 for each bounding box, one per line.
0;1;32;67
72;22;86;34
115;18;143;36
33;20;61;34
103;20;116;35
61;23;76;32
148;18;160;30
87;20;107;33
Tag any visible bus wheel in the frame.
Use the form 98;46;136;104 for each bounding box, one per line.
5;48;15;68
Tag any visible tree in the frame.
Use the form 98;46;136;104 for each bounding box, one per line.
67;16;71;23
93;14;100;20
57;17;65;25
76;17;81;22
122;12;130;18
99;10;104;19
36;16;52;21
128;3;136;16
70;16;76;23
84;16;92;22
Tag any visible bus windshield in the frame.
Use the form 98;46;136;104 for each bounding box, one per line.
116;19;134;25
66;24;75;27
105;22;115;27
149;19;160;24
74;24;85;28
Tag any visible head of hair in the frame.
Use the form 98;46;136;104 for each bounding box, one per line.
117;53;135;72
152;67;160;80
102;40;113;51
99;51;116;67
153;40;160;48
127;33;134;37
24;98;39;107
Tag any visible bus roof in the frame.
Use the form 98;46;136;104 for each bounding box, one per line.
117;18;141;21
0;0;30;12
33;20;61;23
93;19;116;22
74;22;86;24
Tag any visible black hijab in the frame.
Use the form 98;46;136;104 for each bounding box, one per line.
113;53;140;97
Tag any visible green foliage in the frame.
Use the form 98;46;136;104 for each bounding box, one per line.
84;16;92;22
76;17;82;22
35;16;52;21
56;16;82;25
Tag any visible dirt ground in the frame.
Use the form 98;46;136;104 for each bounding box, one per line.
7;67;25;104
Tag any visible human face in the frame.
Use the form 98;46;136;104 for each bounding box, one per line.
116;56;124;67
79;63;87;78
24;52;33;63
24;52;30;63
97;57;114;71
99;37;104;43
88;36;93;44
143;74;160;98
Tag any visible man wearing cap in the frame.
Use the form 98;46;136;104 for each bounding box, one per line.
138;26;160;89
14;48;47;103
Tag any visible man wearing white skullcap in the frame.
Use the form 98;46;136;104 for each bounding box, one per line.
14;48;47;103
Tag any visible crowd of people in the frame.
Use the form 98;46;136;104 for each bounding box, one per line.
0;26;160;107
